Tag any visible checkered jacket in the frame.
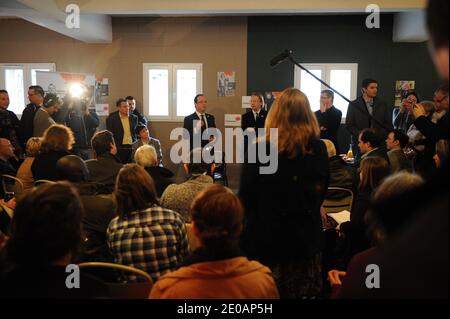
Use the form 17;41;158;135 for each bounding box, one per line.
107;205;189;282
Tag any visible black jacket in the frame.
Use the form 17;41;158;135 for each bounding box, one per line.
65;109;99;149
144;166;174;198
106;111;138;147
31;150;71;181
132;109;147;126
414;112;449;141
241;109;267;132
328;156;357;193
18;103;40;146
183;112;216;150
346;96;392;141
239;139;329;263
315;106;342;153
85;153;123;188
74;183;116;262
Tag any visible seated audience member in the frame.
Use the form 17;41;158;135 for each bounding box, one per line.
134;145;173;197
160;149;214;222
86;130;123;191
385;130;412;173
150;184;279;299
132;125;163;166
0;90;23;159
33;93;60;137
392;91;419;132
16;137;42;190
339;157;390;265
357;128;389;165
107;164;188;282
433;139;449;169
322;139;357;193
56;155;116;262
0;138;17;199
31;124;74;181
0;182;108;298
329;172;424;298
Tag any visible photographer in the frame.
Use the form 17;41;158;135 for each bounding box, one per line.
64;95;99;160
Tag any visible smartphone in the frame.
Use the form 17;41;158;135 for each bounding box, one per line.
4;192;14;202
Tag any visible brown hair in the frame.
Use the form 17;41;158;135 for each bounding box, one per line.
25;137;42;157
191;184;243;244
265;88;320;158
359;157;390;191
114;164;159;217
40;124;75;153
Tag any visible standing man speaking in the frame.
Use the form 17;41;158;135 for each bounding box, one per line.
183;94;216;152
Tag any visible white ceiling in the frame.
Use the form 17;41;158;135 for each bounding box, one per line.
0;0;428;43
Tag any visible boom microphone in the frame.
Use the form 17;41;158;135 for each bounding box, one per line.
270;49;293;67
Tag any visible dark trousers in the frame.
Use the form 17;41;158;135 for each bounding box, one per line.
117;145;132;164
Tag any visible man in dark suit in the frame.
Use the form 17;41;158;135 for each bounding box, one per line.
125;95;147;126
315;89;342;153
357;128;390;165
106;98;138;164
346;78;392;160
183;94;216;151
19;85;44;147
241;92;267;160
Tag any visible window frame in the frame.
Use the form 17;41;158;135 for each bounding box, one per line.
143;63;203;122
294;63;358;122
0;63;56;115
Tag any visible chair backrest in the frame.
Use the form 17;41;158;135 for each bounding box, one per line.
1;174;24;196
78;262;153;299
185;223;201;252
34;180;56;187
322;187;354;214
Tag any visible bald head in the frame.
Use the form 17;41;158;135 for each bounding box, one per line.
56;155;89;182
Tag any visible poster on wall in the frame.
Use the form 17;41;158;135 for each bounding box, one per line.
394;80;415;107
95;77;109;116
217;71;236;97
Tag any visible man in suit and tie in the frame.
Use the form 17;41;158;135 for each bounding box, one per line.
183;94;216;152
106;98;138;164
241;92;267;160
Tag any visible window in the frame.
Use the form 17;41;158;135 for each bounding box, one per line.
0;63;56;115
294;63;358;119
143;63;202;121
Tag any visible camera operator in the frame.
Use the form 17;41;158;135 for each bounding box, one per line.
64;95;99;160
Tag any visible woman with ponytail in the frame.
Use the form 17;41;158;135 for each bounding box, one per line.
150;184;279;299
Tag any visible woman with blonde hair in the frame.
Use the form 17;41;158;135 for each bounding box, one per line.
31;124;74;181
16;137;42;190
151;184;279;299
239;88;329;298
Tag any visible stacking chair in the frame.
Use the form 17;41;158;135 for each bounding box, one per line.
1;174;24;197
78;262;153;299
